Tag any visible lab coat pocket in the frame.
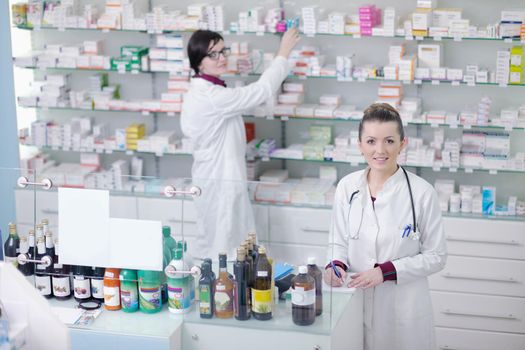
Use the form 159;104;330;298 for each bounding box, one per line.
396;223;421;257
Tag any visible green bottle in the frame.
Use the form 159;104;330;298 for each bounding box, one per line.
120;269;139;313
137;270;162;313
163;226;177;252
162;226;173;303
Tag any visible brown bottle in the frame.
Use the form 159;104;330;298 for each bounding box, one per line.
213;253;234;318
307;257;323;316
291;265;316;326
252;246;272;320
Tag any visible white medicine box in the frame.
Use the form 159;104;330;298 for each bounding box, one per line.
418;44;442;68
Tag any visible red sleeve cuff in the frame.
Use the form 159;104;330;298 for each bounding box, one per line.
325;260;348;271
374;261;397;281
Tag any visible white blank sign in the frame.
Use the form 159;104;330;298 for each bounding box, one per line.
58;188;163;271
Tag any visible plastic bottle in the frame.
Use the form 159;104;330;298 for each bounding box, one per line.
120;269;139;313
138;270;162;313
179;241;195;303
166;248;191;314
198;260;215;318
103;268;121;311
291;266;316;326
307;257;323;316
163;226;177;252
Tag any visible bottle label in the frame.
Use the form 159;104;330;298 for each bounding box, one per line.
139;285;161;311
104;286;120;306
292;287;316;306
214;290;233;312
4;256;18;268
121;286;139;310
74;278;91;299
251;288;272;314
91;279;104;298
199;285;212;314
35;275;52;295
257;271;268;277
168;282;191;310
52;276;71;297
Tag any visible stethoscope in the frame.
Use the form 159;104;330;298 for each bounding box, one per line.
347;166;419;240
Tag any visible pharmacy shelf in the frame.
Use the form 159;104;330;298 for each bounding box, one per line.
269;155;523;175
244;115;525;132
23;144;192;157
19;105;178;116
17;65;151;75
16;64;525;88
18;186;525;222
14;25;525;44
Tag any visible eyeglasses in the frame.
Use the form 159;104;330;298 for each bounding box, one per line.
206;47;231;60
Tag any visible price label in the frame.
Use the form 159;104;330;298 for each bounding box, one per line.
505;125;513;131
405;35;414;41
467;81;475;87
106;149;113;154
142;110;150;116
42;106;49;111
452;81;460;86
465;168;473;173
102;28;110;33
266;115;275;120
117;64;126;74
96;148;103;154
504;38;513;43
453;36;462;42
222;30;230;35
147;29;155;34
167;112;175;116
353;34;361;39
281;116;289;121
52;145;60;151
306;33;315;38
432;166;441;172
237;30;244;36
131;70;139;75
499;83;508;88
34;26;41;31
414;79;422;85
434;36;442;41
126;150;134;155
449;123;458;129
489;169;498;175
403;80;411;85
256;31;265;37
432;80;440;85
58;26;66;32
358;77;366;82
416;36;424;41
431;123;439;128
262;156;270;162
402;120;408;126
350;162;358;167
155;151;164;157
155;29;163;35
337;76;353;82
298;75;307;80
449;167;458;173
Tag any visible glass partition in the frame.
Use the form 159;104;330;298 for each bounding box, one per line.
10;172;356;342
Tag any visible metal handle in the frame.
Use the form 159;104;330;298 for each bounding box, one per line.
442;308;516;320
17;253;53;268
167;218;182;223
439;347;476;350
301;227;329;233
17;176;53;190
442;272;518;283
41;209;59;215
313;346;321;350
446;235;520;246
163;185;202;198
191;334;199;341
164;265;201;278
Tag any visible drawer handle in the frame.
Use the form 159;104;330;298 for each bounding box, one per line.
446;235;520;246
301;227;329;233
168;218;197;224
439;347;476;350
41;209;58;215
442;308;516;320
168;218;182;223
443;272;518;283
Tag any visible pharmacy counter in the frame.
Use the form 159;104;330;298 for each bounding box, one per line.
47;288;363;350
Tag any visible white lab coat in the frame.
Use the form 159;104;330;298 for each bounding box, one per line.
328;167;447;350
181;56;290;259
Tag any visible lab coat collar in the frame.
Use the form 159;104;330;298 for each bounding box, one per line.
357;165;404;204
194;73;227;87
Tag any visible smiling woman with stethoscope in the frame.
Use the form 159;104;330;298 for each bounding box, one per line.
324;103;447;350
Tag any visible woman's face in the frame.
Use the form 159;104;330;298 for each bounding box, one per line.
358;121;407;173
198;39;228;77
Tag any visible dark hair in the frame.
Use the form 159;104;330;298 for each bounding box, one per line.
358;103;405;141
187;30;224;75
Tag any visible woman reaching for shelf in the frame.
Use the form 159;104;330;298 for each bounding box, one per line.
181;28;300;259
324;103;447;350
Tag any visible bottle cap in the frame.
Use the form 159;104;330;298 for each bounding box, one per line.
237;248;245;261
298;265;308;274
172;248;183;260
258;246;266;254
307;257;316;265
162;226;171;237
42;219;49;225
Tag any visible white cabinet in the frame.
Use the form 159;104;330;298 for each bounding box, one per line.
431;217;525;348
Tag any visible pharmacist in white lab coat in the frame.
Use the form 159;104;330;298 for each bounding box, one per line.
324;103;447;350
181;28;300;259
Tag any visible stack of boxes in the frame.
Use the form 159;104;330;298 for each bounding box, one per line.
384;45;405;80
496;49;511;85
332;131;362;163
125;123;145;151
336;55;355;80
275;83;304;117
238;7;263;33
499;10;524;39
288;46;324;77
315;95;341;118
417;44;443;80
111;45;148;73
327;12;346;35
263;8;283;33
377;82;403;109
510;46;524;85
149;34;185;74
301;6;319;36
359;5;381;36
304;125;332;161
382;7;396;37
203;5;224;32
